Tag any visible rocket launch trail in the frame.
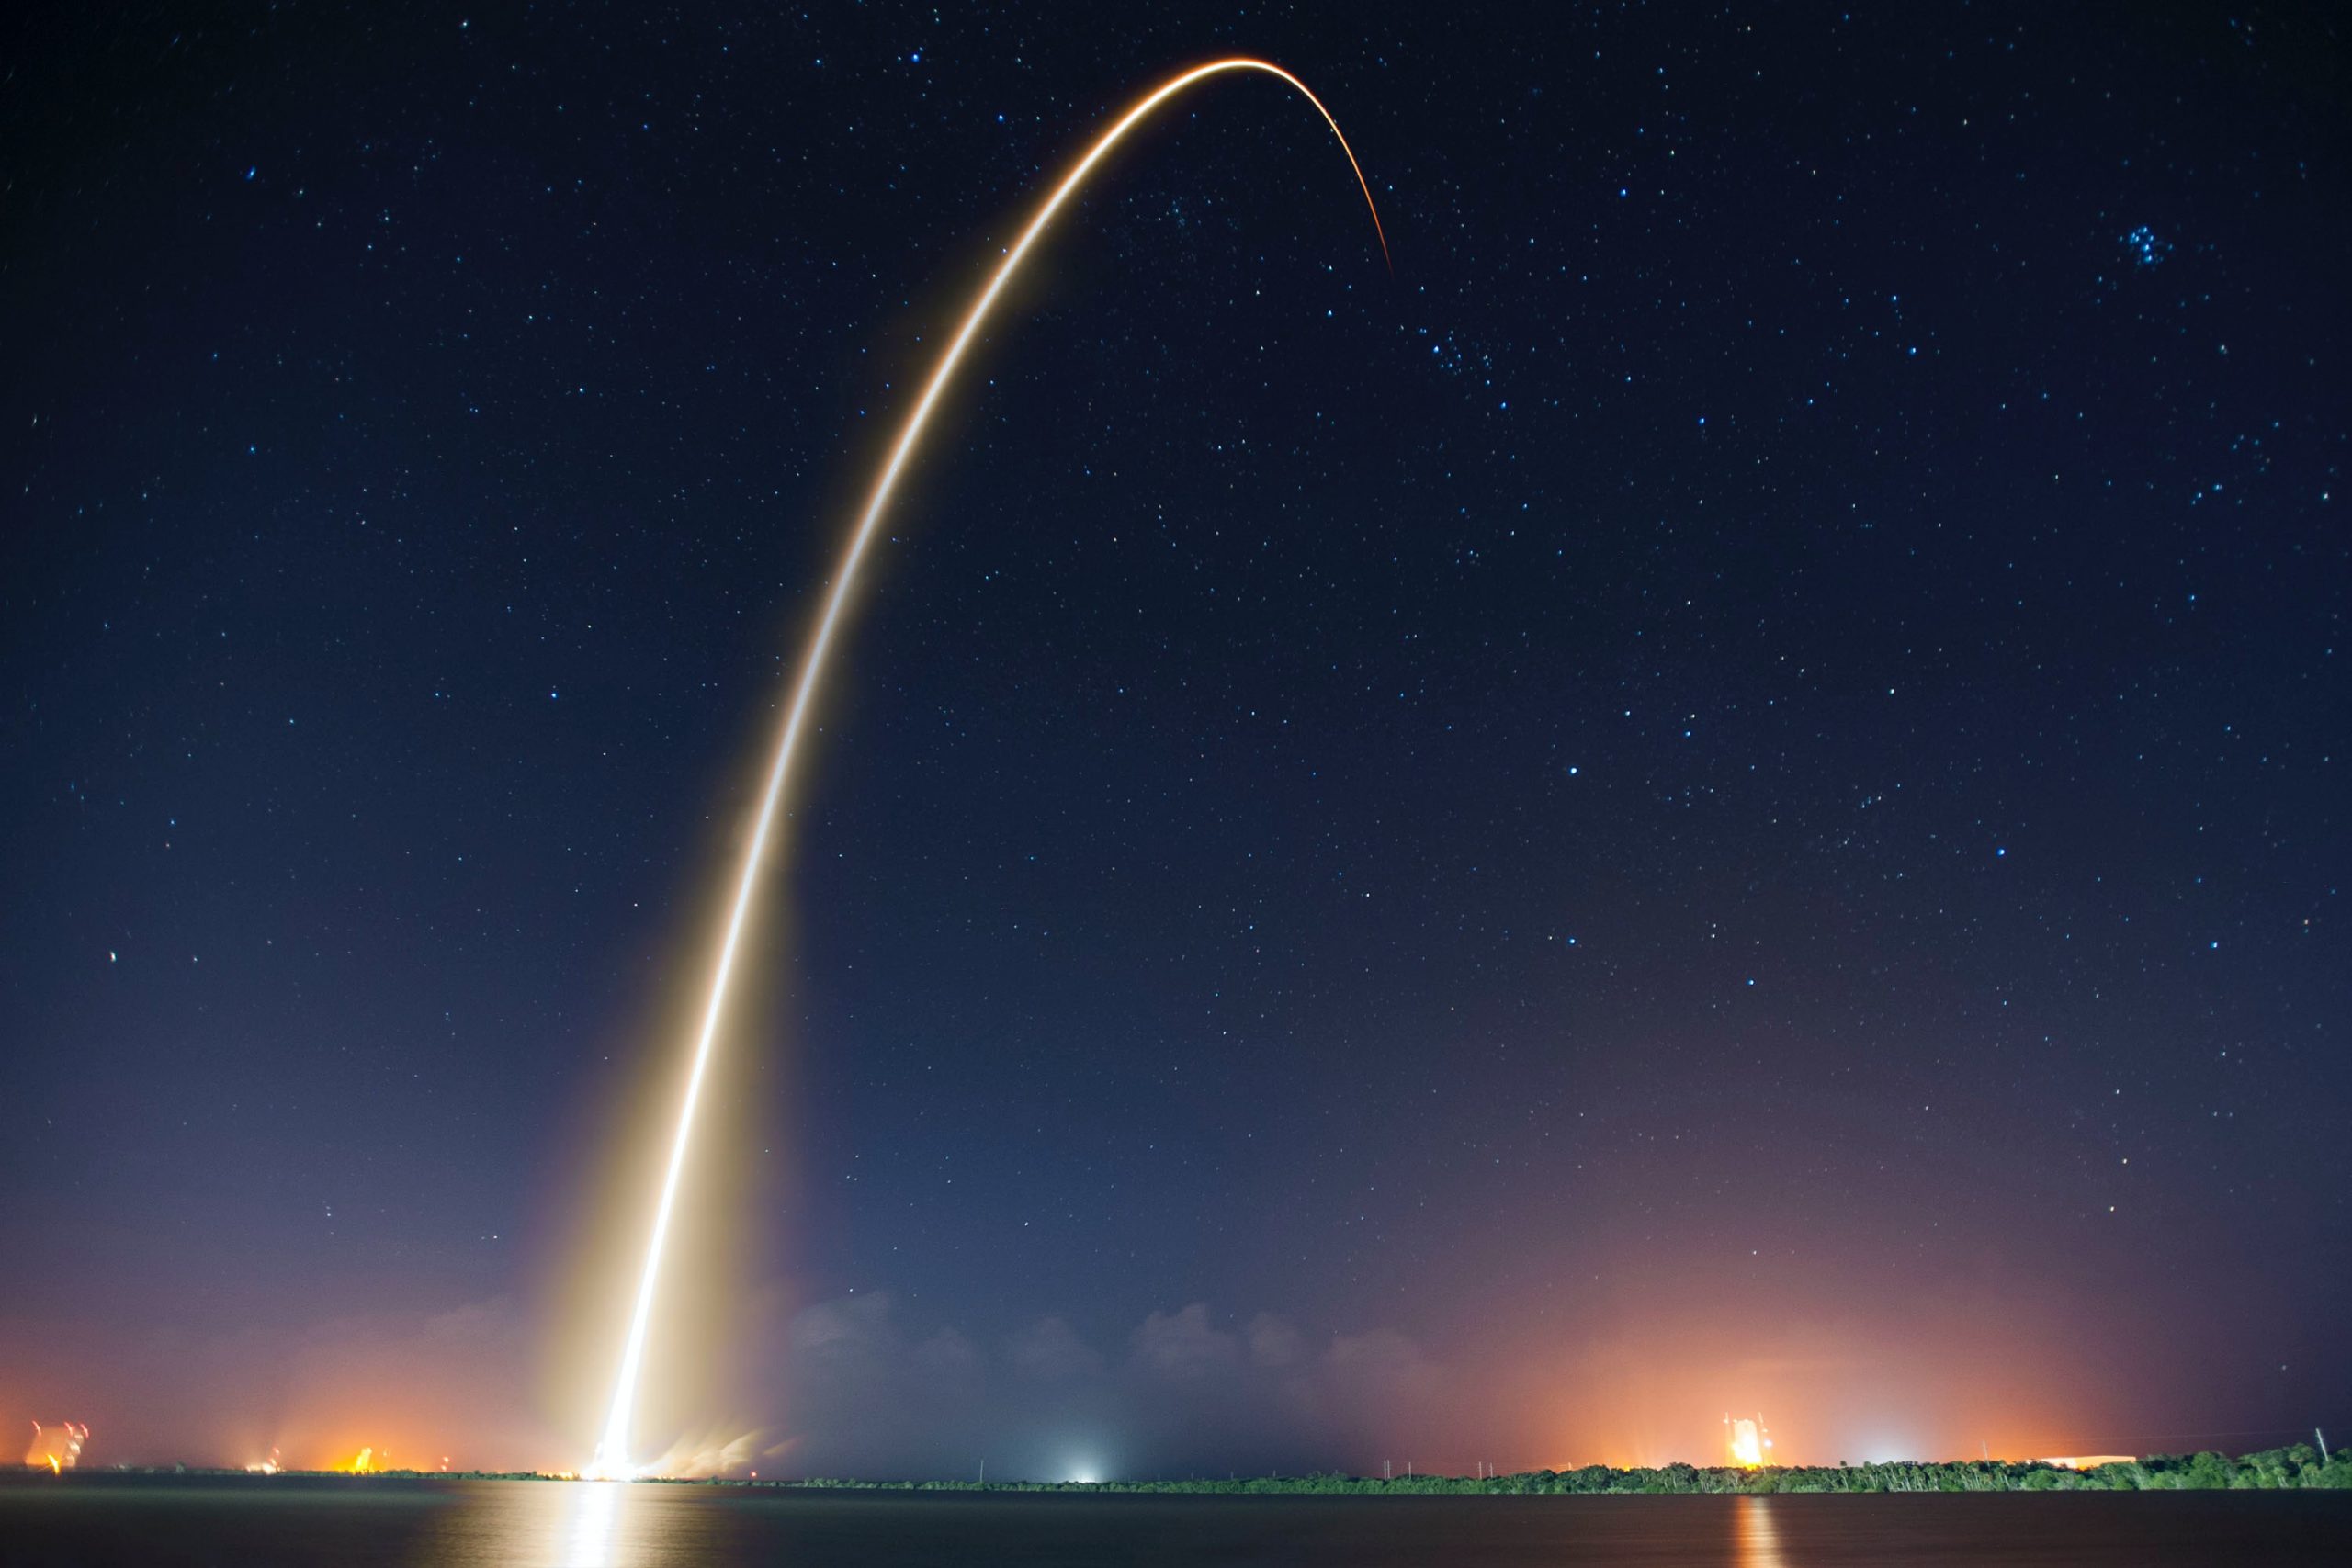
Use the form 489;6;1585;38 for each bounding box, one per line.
588;58;1387;1478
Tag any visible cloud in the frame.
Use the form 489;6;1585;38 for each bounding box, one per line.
914;1327;981;1375
641;1425;768;1479
1246;1312;1303;1368
789;1291;899;1361
0;1293;564;1471
0;1280;1463;1479
751;1292;1465;1478
1006;1315;1106;1382
1299;1326;1449;1438
1325;1325;1437;1387
1130;1303;1239;1381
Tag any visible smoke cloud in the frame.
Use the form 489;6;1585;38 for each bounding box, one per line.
757;1291;1466;1480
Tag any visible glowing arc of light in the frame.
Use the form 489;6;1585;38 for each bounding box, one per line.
588;56;1386;1478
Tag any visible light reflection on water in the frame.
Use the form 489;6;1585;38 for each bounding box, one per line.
356;1481;2352;1567
429;1484;1808;1567
419;1480;699;1568
561;1481;620;1568
1;1481;2345;1567
1733;1495;1787;1568
525;1486;1810;1568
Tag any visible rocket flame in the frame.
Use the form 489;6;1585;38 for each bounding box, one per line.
584;57;1387;1479
24;1420;88;1473
1725;1414;1770;1468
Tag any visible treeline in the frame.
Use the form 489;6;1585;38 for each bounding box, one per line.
778;1446;2352;1495
97;1449;2348;1493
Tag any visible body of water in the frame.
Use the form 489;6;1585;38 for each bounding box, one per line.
5;1479;2350;1566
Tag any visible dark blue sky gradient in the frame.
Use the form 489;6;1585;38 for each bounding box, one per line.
3;2;2346;1476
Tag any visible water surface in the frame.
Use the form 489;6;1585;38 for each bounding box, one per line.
6;1479;2349;1566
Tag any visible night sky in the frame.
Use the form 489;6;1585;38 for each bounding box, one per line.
5;3;2346;1481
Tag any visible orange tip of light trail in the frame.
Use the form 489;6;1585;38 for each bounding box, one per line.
586;56;1388;1480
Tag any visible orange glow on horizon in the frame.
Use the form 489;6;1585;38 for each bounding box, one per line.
24;1420;88;1473
2038;1454;2138;1470
1492;1278;2118;1472
1725;1414;1770;1468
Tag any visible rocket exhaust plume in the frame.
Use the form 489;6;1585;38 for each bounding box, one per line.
587;57;1386;1478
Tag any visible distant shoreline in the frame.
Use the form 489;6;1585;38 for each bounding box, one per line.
12;1446;2349;1495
